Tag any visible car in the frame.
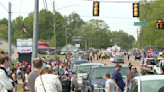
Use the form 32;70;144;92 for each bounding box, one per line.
70;58;79;64
81;65;130;92
135;54;141;60
113;55;124;63
154;59;164;74
126;75;164;92
72;63;104;92
72;59;89;65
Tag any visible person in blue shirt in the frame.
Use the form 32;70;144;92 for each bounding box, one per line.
55;56;58;61
112;64;124;92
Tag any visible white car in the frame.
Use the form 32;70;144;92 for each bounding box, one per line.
125;75;164;92
72;63;104;92
154;59;164;74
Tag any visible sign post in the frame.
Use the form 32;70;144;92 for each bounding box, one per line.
72;36;82;51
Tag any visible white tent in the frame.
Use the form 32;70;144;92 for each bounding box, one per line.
61;44;75;52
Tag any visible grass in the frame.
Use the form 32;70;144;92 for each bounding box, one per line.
17;84;23;92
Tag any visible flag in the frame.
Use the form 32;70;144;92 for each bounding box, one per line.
148;49;158;56
23;23;30;35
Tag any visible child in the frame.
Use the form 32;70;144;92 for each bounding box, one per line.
22;82;30;92
25;68;30;86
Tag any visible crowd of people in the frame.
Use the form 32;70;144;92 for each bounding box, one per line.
0;54;73;92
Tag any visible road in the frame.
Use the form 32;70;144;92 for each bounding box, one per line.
92;55;141;73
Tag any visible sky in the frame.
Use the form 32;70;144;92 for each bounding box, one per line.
0;0;142;40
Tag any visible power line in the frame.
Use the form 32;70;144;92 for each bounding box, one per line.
0;2;8;11
80;0;155;3
19;0;23;15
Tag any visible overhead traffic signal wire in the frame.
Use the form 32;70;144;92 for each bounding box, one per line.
80;0;155;3
0;1;8;12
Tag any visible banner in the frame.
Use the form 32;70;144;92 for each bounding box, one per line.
17;47;32;53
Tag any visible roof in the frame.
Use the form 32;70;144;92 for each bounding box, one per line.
80;63;104;66
0;38;17;47
134;75;164;81
38;45;55;49
38;41;47;45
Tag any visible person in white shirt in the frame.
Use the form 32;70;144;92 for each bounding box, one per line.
35;67;62;92
105;73;116;92
0;55;14;92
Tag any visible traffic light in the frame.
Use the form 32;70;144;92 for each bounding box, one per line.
93;1;99;16
156;19;164;29
133;3;139;17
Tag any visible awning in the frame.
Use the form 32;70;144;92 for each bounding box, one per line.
38;45;55;49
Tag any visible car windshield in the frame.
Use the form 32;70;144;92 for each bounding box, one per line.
92;67;130;79
78;65;96;73
115;56;124;58
72;65;79;72
141;80;164;92
74;61;88;64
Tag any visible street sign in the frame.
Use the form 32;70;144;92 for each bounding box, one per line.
72;36;82;41
75;44;80;48
17;38;33;47
17;47;32;53
134;22;149;26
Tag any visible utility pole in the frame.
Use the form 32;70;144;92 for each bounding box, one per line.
8;2;11;58
91;33;92;47
137;27;138;50
65;17;68;57
32;0;39;71
53;1;57;56
85;38;87;50
142;19;145;48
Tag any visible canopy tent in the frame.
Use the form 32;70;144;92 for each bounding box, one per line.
61;44;75;52
38;41;47;45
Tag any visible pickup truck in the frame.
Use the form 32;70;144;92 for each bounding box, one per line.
81;65;130;92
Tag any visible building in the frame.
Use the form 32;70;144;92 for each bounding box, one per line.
0;38;18;59
38;41;55;52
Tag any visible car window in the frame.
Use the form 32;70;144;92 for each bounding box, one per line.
72;65;79;72
141;80;164;92
129;81;138;92
128;80;135;92
115;56;124;58
78;65;97;73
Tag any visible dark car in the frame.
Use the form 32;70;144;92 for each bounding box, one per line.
81;65;130;92
135;53;141;60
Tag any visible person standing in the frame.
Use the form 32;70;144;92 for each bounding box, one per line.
21;62;29;83
125;66;140;88
90;52;92;62
12;68;19;92
112;64;125;92
128;54;130;61
0;55;14;92
28;58;43;92
128;62;132;70
105;73;116;92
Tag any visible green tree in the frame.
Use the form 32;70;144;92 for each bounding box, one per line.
0;24;8;39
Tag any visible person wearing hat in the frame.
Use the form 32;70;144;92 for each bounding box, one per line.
112;64;124;92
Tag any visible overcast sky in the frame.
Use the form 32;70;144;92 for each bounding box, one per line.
0;0;143;40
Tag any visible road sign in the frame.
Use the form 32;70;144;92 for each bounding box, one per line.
75;44;80;48
72;36;82;41
17;38;33;47
134;22;149;26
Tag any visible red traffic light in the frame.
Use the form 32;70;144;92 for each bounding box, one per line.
158;19;162;23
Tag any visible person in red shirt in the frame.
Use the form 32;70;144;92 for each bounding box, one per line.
58;57;60;61
16;62;19;69
28;65;31;72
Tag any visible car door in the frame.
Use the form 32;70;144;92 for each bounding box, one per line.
128;79;138;92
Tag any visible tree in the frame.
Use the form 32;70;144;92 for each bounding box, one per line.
0;24;8;39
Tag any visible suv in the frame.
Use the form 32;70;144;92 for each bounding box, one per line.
81;65;130;92
135;54;141;60
72;63;104;92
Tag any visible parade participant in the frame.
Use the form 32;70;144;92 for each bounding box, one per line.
158;52;163;59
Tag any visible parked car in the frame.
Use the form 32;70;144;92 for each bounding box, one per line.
113;55;124;63
81;65;130;92
72;63;104;92
126;75;164;92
